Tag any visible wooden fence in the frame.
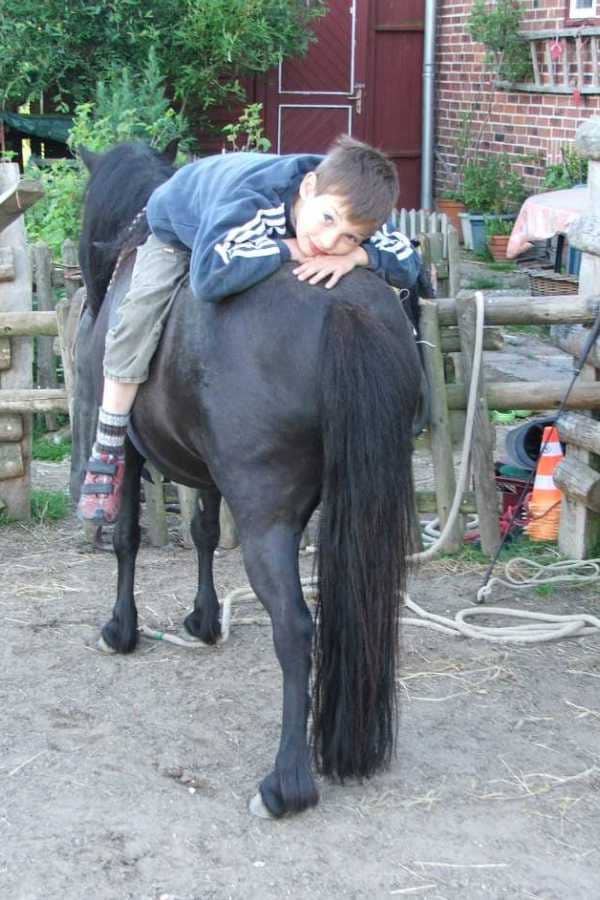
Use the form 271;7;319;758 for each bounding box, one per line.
4;285;600;556
2;171;599;558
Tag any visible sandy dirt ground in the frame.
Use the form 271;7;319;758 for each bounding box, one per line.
2;455;600;900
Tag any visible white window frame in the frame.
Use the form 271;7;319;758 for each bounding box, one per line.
569;0;596;19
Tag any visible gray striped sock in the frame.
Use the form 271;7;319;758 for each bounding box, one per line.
94;407;129;456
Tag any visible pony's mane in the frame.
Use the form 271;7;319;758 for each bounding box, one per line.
79;142;176;317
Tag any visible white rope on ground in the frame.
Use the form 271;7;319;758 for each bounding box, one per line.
421;515;479;547
476;557;600;604
140;562;600;648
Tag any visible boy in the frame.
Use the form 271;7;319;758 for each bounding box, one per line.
78;135;421;524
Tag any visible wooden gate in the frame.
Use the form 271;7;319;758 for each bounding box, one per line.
259;0;424;208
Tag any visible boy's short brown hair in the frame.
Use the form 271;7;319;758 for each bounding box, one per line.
315;135;399;230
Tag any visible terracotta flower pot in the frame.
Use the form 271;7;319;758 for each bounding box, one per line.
436;197;466;242
488;234;510;262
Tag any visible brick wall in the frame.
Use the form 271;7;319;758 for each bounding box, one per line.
435;0;600;201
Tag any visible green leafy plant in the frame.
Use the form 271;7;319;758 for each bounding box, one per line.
68;50;190;153
543;145;588;190
30;489;70;523
32;435;72;462
465;276;502;290
25;54;190;253
222;103;271;153
463;154;526;214
24;158;84;253
485;216;513;237
1;489;70;526
468;0;532;84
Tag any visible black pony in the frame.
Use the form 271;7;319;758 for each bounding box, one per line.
72;142;422;818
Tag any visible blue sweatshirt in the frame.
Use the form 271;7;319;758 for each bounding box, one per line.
146;151;420;304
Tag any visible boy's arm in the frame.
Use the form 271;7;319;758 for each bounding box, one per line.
188;189;293;303
362;224;420;289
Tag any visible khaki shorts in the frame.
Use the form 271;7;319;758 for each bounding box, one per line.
103;233;189;383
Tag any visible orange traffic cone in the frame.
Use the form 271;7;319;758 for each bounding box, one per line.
526;426;563;542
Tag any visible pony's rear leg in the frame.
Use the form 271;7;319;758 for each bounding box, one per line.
241;524;318;817
99;438;144;653
183;485;222;644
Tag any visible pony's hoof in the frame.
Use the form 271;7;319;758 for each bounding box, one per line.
97;635;116;654
249;792;275;819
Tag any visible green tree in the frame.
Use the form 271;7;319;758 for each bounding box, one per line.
0;0;327;114
468;0;532;83
25;54;192;253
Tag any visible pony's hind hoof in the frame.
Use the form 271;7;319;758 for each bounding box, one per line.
97;635;116;654
249;792;276;819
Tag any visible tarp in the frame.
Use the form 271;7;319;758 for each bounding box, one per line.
0;112;73;143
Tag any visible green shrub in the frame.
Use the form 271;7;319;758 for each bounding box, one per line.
32;436;72;462
485;216;513;237
25;53;191;254
222;103;271;153
468;0;532;83
543;145;588;190
463;155;526;214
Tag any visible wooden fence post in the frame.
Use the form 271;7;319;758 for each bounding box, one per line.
558;117;600;558
32;242;58;431
420;299;463;551
0;164;37;519
456;294;502;556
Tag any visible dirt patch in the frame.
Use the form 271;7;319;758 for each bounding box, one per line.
1;460;600;898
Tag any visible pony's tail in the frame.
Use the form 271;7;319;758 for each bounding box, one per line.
313;301;418;780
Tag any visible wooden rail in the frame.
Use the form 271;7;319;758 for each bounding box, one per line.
437;293;600;327
0;311;58;337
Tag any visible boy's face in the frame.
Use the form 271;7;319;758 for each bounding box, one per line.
293;172;373;258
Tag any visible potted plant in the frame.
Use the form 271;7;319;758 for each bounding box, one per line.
462;153;526;253
543;144;588;191
485;216;513;261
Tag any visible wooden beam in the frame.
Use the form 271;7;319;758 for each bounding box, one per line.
440;326;503;353
0;247;15;281
553;324;600;370
0;442;24;479
554;456;600;513
0;311;58;337
522;26;600;39
0;415;23;442
530;40;541;87
436;294;600;326
0;179;44;234
0;337;10;371
446;380;600;410
495;81;600;95
0;389;68;414
557;411;600;455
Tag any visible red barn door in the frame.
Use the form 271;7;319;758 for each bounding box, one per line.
260;0;424;208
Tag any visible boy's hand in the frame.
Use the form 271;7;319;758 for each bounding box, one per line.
293;247;369;289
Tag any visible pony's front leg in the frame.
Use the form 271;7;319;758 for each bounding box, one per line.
99;438;144;653
241;524;318;817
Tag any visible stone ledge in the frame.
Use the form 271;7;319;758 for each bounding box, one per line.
567;214;600;255
576;117;600;160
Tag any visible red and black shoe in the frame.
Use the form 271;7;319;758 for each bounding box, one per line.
77;452;126;525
